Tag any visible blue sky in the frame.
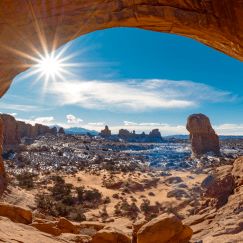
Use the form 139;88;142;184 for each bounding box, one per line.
1;27;243;135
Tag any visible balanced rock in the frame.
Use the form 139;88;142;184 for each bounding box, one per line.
186;114;220;157
137;213;192;243
100;125;111;137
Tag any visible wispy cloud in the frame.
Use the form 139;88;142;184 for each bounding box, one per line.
66;114;83;125
46;79;235;111
215;123;243;135
0;102;40;112
18;116;55;126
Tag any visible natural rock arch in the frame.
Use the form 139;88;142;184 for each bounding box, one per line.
0;0;242;97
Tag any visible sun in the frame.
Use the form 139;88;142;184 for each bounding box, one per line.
34;53;65;80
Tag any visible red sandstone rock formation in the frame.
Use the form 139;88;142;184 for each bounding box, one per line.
100;125;111;137
186;113;220;157
0;114;20;151
0;1;242;97
0;118;6;196
0;114;57;151
137;213;192;243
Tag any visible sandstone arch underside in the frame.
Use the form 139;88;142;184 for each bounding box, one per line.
0;0;242;97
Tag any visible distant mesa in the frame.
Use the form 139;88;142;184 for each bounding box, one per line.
100;125;111;137
186;113;220;158
65;127;98;136
58;127;65;135
100;126;164;143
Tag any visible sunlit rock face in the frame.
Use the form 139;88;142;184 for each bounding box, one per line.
0;114;20;151
0;118;6;196
0;114;57;151
186;113;220;157
0;1;242;97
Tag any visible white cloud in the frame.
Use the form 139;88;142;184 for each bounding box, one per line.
215;123;243;135
0;102;39;112
18;116;55;126
46;79;234;111
88;122;105;126
66;114;83;125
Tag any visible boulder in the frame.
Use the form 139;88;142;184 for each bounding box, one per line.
91;227;130;243
186;114;220;157
57;217;79;234
31;222;61;236
0;203;32;224
137;213;192;243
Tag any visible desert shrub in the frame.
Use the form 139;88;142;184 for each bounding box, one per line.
36;194;56;215
62;194;75;206
16;171;35;189
51;178;73;200
76;186;102;204
114;199;140;220
140;199;162;221
103;196;111;204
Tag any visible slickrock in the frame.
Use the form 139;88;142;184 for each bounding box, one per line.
185;156;243;242
31;221;62;236
100;125;111;137
201;165;235;207
186;113;220;157
0;216;68;243
137;213;192;243
91;227;131;243
0;202;32;224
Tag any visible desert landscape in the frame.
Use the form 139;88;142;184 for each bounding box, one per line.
0;113;242;242
0;1;242;242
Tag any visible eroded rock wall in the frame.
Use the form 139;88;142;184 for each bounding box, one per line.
0;114;57;151
0;118;6;195
0;0;242;96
